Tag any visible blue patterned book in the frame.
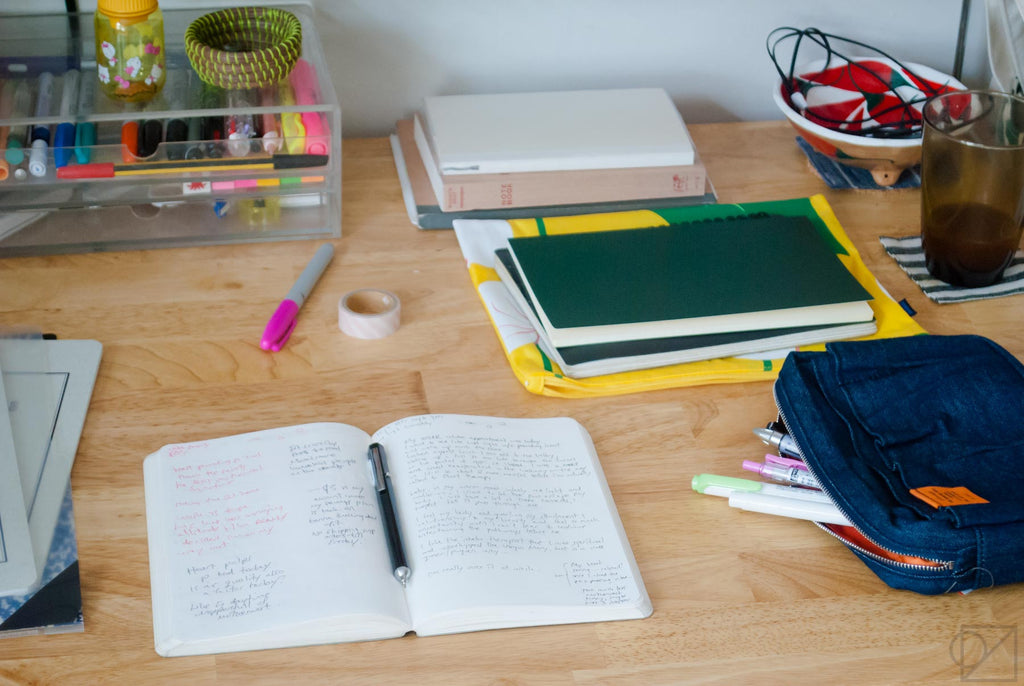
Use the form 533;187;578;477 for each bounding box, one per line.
0;482;83;637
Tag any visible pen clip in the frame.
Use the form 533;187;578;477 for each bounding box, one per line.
368;443;386;492
260;299;299;352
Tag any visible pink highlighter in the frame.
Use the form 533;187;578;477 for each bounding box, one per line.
288;59;329;156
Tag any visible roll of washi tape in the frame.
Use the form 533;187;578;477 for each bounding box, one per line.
339;288;401;339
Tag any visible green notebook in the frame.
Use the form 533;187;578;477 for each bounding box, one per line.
494;248;877;378
506;214;875;348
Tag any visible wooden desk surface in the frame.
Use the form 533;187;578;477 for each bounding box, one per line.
1;122;1022;685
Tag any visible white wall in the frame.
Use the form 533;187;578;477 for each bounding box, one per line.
315;0;991;137
10;0;993;138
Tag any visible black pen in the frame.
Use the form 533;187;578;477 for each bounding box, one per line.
368;442;411;585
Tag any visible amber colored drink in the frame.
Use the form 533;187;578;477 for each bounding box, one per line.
920;91;1024;288
922;203;1022;288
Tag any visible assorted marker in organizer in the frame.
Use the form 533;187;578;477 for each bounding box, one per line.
1;85;329;181
0;4;339;254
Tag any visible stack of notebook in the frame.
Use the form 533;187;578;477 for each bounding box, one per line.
0;338;102;637
390;88;716;229
492;215;878;378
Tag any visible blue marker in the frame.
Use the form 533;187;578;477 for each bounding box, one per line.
74;73;95;164
28;71;54;177
53;69;79;168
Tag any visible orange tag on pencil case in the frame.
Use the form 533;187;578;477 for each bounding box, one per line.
909;486;989;509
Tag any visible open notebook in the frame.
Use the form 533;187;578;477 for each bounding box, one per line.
144;414;651;656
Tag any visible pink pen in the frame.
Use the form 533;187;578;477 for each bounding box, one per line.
288;59;329;156
764;453;808;471
742;460;821;489
260;243;334;351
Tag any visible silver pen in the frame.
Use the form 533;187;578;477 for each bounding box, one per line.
753;427;802;459
368;442;411;585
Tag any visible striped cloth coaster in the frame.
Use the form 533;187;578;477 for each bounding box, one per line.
880;234;1024;303
796;137;921;190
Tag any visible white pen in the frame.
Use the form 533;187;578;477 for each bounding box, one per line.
28;71;54;177
728;491;851;526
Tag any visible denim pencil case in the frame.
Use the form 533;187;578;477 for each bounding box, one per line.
773;334;1024;594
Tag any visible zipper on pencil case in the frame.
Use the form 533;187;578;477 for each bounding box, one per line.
771;385;954;572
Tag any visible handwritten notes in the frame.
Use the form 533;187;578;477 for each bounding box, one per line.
151;423;395;632
309;484;378;546
379;415;643;613
562;560;632;606
185;555;283;621
172;454;274;557
144;416;648;654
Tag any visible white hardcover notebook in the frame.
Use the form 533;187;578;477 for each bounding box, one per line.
0;375;36;596
6;340;101;587
144;414;651;656
422;88;696;174
0;338;102;597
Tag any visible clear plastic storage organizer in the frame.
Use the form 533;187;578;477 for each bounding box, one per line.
0;3;341;256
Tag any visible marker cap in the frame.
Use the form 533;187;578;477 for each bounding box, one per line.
54;122;75;168
691;473;760;495
261;131;281;154
4;138;24;166
28;138;47;177
74;123;96;164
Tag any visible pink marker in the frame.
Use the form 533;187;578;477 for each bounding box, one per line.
260;243;334;352
288;59;329;156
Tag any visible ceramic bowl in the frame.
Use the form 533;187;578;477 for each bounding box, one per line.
773;57;965;186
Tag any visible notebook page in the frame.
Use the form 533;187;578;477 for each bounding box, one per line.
145;423;411;655
374;414;649;635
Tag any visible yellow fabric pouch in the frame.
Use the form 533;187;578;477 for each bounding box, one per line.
452;195;926;398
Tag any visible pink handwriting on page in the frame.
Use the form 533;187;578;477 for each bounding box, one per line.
171;451;289;556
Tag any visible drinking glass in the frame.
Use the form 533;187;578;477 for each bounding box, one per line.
920;90;1024;287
